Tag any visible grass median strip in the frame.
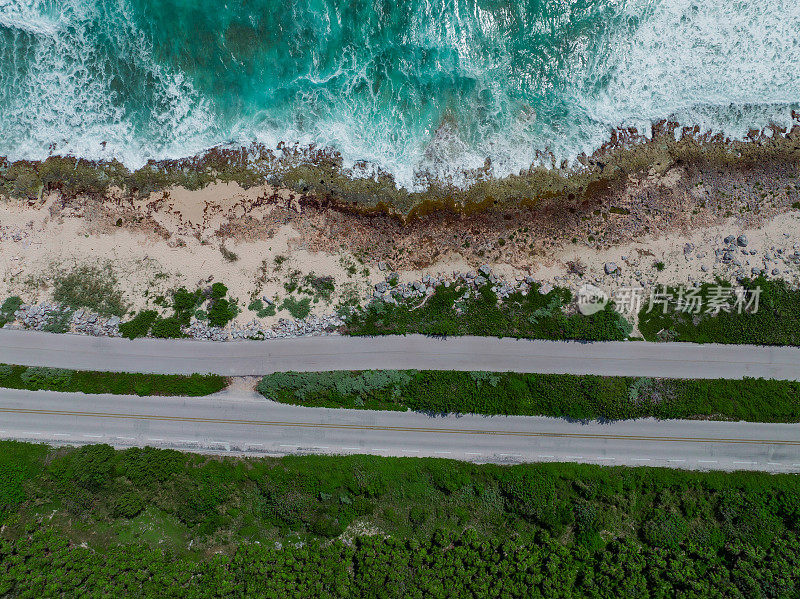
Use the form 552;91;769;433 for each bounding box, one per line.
258;370;800;423
0;363;227;396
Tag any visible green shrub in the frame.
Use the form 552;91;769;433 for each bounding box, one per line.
211;282;228;300
409;506;428;525
638;278;800;345
151;317;183;338
172;288;203;325
0;464;27;513
112;492;145;519
208;298;236;327
119;310;158;339
19;367;73;391
50;444;115;491
279;296;312;319
248;299;276;318
344;282;630;341
0;295;22;326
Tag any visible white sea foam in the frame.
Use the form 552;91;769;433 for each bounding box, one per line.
0;0;798;189
0;0;216;168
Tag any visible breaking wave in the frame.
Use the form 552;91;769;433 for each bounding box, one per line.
0;0;798;189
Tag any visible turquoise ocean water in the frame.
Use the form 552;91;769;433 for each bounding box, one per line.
1;0;799;188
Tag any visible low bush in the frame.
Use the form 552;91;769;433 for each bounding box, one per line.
172;288;204;325
280;296;312;319
0;295;22;327
51;265;127;317
211;282;228;300
119;310;158;339
0;363;226;396
248;299;276;318
258;370;800;422
151;317;183;338
19;367;73;391
638;277;800;345
208;297;237;327
344;282;631;341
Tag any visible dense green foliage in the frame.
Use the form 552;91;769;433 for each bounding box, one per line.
149;316;183;338
207;283;239;327
0;295;22;327
1;442;800;597
638;278;800;345
4;527;800;598
172;287;205;324
120;284;238;338
119;309;158;339
258;370;800;422
0;364;227;396
344;283;632;341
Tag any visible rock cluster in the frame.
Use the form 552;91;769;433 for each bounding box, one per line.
372;266;539;304
713;233;800;280
188;314;346;341
10;304;59;331
3;303;345;342
6;304;122;336
6;303;120;337
73;310;121;336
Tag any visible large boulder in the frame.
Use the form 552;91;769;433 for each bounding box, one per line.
604;262;618;275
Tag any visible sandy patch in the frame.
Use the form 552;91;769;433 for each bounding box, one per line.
1;181;798;329
0;189;373;324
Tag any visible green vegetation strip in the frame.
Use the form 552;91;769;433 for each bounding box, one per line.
258;370;800;422
0;364;227;396
1;442;799;597
344;282;632;341
638;277;800;345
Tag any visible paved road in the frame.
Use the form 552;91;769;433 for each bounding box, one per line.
1;329;799;379
1;389;799;472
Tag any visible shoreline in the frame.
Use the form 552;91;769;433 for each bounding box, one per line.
2;118;799;220
1;120;799;339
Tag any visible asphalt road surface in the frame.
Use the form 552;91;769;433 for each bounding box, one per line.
2;388;799;472
1;329;799;379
